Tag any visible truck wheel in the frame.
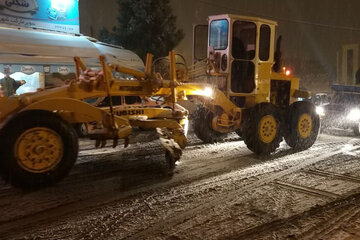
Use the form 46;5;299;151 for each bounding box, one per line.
0;110;78;189
243;103;282;155
284;101;320;150
193;105;227;143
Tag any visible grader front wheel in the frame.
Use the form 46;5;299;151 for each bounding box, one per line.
284;101;320;150
15;127;64;174
243;103;282;155
0;110;78;189
193;105;227;143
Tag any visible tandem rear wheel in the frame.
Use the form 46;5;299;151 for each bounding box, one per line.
284;101;320;151
243;103;282;155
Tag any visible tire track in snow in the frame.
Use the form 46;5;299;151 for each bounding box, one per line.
0;138;353;239
127;139;360;239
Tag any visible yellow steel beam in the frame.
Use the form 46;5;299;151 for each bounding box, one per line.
23;97;129;126
108;107;185;120
145;53;154;75
169;51;178;108
110;64;147;79
155;83;237;113
130;119;182;130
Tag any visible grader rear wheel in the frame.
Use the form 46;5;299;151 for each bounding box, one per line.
0;110;78;189
243;103;282;155
284;101;319;150
193;105;227;143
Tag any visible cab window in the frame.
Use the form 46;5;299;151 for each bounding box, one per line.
259;24;271;61
209;19;229;50
194;25;208;61
232;21;256;60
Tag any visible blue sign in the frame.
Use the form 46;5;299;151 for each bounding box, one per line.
0;0;79;34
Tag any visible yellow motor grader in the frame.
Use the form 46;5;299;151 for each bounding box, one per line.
0;14;319;189
188;14;319;153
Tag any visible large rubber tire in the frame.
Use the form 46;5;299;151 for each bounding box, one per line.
284;101;320;150
243;103;282;155
193;105;227;143
0;110;79;189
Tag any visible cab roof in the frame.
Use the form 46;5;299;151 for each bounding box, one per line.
208;14;278;26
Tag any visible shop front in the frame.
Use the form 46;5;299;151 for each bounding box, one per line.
0;27;144;95
0;0;144;96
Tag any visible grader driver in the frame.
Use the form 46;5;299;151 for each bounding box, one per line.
187;14;320;154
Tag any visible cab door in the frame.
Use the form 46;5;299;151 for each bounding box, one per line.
230;21;257;94
193;24;208;62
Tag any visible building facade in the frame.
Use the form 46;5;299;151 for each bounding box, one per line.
337;43;360;85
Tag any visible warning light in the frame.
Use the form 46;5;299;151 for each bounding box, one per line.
283;67;292;76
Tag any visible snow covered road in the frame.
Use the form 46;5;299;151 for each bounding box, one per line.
1;132;360;239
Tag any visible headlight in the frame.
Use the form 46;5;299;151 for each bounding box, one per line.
203;87;213;97
316;106;325;116
194;87;214;98
347;109;360;121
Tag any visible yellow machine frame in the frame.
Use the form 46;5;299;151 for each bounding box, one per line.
0;14;318;189
0;51;240;158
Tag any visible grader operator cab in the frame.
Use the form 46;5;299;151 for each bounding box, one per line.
0;14;319;189
191;14;319;153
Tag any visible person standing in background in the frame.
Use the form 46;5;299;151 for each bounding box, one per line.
356;67;360;85
0;67;26;97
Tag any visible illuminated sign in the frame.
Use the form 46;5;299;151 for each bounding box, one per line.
0;0;38;13
0;0;79;34
58;66;70;75
21;65;36;74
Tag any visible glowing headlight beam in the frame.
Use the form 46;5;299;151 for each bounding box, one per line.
193;87;214;98
203;87;213;97
347;109;360;121
315;106;325;116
